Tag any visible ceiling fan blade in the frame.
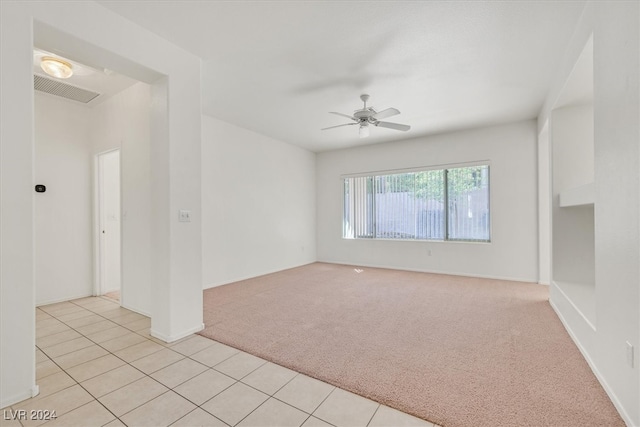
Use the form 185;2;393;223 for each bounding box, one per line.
372;108;400;120
375;121;411;131
329;111;357;121
321;123;358;131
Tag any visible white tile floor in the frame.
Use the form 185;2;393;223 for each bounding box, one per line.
1;297;436;427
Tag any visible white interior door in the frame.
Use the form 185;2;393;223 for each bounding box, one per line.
98;150;121;295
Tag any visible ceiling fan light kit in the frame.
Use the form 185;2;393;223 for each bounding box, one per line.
359;123;370;138
322;94;410;138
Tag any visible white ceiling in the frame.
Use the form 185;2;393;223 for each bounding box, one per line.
554;35;593;109
97;1;586;152
33;48;138;107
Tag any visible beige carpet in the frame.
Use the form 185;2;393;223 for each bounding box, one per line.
199;263;623;427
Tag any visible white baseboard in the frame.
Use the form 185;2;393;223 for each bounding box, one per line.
119;302;150;318
550;281;596;331
36;293;93;307
150;323;204;343
36;292;93;307
204;260;537;288
1;386;36;409
203;262;315;289
549;299;634;426
316;260;538;284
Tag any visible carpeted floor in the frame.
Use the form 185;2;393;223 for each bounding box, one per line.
199;263;623;427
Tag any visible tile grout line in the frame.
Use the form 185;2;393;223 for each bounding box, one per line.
48;299;228;425
158;340;343;426
308;386;338;425
194;334;433;425
236;359;296;422
36;297;398;427
33;299;242;426
63;299;254;424
30;347;120;427
366;403;382;427
168;406;229;427
39;300;242;425
179;358;311;426
239;365;300;399
254;371;337;422
34;302;147;426
152;348;302;424
36;300;171;425
64;301;165;360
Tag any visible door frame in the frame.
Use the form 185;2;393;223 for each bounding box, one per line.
93;148;122;302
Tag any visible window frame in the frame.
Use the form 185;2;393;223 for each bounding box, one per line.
341;161;491;243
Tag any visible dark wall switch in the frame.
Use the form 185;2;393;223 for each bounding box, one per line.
35;185;46;193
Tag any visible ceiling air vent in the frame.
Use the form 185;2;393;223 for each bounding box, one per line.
34;74;100;104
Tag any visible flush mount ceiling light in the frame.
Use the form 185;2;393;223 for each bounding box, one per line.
40;56;73;79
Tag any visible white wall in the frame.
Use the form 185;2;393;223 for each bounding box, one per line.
542;2;640;425
92;82;152;315
32;83;151;314
201;115;316;287
592;2;639;423
537;124;550;285
1;1;38;406
1;1;202;408
551;103;594;286
34;94;93;305
551;104;594;191
317;120;539;282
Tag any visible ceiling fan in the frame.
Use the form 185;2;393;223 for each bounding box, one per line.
321;94;411;138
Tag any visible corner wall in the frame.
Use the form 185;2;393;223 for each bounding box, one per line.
91;82;152;316
316;120;539;282
0;1;202;408
201;115;317;287
542;2;640;424
592;2;639;422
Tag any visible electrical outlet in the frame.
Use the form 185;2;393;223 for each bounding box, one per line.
179;210;191;222
626;341;634;368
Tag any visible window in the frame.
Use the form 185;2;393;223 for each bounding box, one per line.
343;164;490;242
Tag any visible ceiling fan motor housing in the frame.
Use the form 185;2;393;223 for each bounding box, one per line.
354;109;376;120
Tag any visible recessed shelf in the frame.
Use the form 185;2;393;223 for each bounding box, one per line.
559;182;594;207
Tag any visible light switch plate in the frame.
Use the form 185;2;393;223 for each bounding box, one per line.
626;341;634;368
